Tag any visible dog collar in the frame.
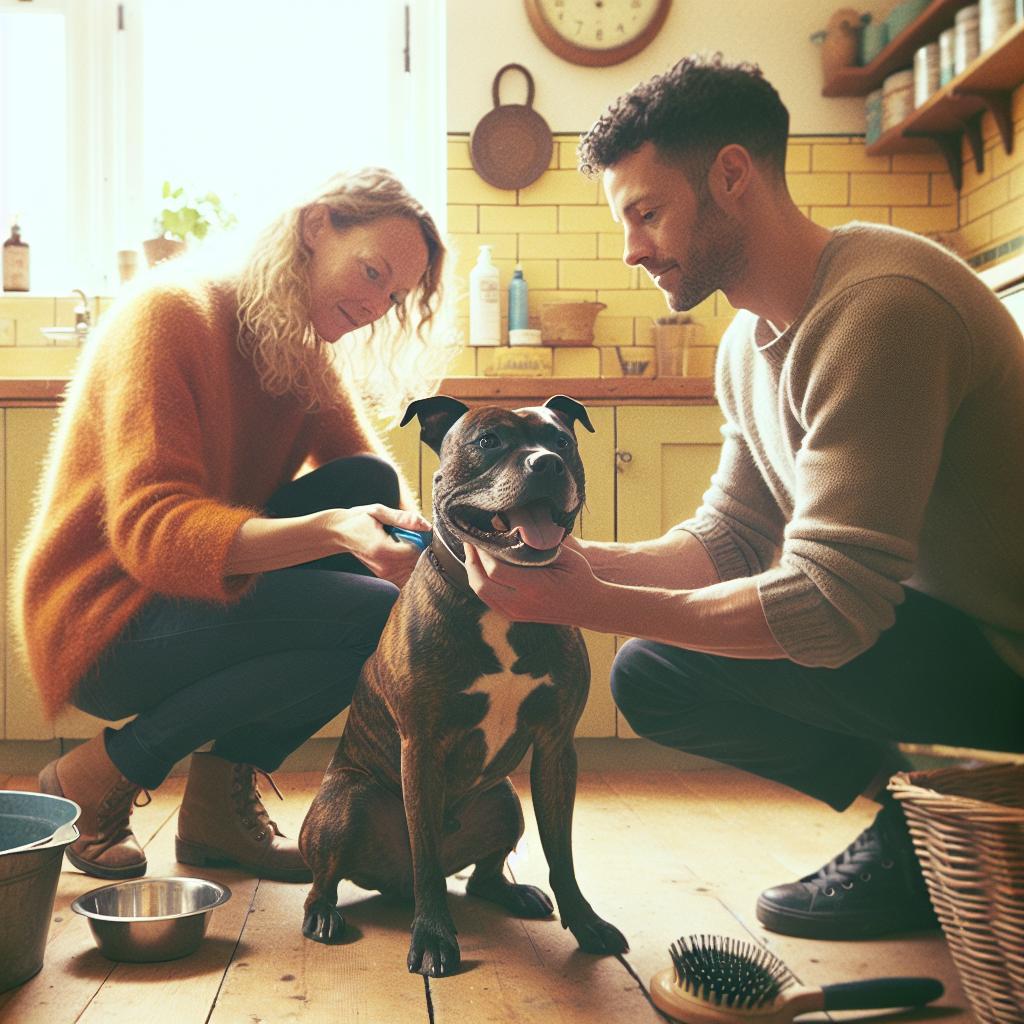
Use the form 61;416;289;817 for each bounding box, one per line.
426;533;479;601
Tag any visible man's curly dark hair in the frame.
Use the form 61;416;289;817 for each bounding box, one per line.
577;54;789;185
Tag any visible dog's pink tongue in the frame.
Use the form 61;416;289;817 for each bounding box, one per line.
506;503;565;550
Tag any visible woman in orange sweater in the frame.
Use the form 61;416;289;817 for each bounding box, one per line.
14;168;447;882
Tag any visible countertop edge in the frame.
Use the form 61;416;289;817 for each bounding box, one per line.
0;376;716;406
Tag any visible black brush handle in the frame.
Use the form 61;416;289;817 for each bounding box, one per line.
822;977;944;1010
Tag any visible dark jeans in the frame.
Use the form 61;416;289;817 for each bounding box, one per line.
73;455;402;789
611;587;1024;812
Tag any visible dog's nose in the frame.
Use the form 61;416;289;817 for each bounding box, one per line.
525;451;564;476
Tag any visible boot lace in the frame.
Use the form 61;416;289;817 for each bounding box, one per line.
96;781;150;844
231;765;285;842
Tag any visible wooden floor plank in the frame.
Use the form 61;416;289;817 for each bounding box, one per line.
478;771;751;1023
604;770;972;1021
208;879;429;1024
513;773;763;1014
666;769;971;1017
0;779;186;1022
429;867;656;1024
0;766;985;1023
208;773;429;1024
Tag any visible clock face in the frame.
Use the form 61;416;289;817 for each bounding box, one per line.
525;0;672;66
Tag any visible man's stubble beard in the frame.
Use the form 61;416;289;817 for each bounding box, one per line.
667;199;746;313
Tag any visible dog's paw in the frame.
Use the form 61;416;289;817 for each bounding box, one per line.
407;915;460;977
503;882;555;918
466;875;554;919
565;913;629;955
302;900;346;945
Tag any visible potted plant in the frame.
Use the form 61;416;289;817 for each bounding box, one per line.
142;182;237;266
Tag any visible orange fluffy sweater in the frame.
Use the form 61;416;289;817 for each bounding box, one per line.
13;277;391;718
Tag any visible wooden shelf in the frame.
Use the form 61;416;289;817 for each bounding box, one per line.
823;0;967;98
865;21;1024;189
439;376;716;406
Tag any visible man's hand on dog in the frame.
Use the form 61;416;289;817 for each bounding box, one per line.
464;536;603;625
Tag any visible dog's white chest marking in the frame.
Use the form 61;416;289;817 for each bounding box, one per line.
466;611;551;764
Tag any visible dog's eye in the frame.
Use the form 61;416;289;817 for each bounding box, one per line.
477;433;500;450
555;435;571;449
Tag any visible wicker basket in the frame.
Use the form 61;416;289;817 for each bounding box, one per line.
538;302;606;346
889;763;1024;1024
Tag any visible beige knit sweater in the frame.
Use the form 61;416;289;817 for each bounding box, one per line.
681;223;1024;674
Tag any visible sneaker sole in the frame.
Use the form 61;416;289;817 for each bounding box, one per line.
756;895;939;940
175;836;312;884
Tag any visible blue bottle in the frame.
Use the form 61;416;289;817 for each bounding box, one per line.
508;263;528;333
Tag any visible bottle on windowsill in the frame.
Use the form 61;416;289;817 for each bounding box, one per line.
3;221;30;292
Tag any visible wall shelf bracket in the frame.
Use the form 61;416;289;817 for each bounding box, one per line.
954;88;1015;155
905;130;968;190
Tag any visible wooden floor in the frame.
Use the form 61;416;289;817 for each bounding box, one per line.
0;767;974;1023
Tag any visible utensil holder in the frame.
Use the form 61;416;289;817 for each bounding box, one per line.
652;322;705;377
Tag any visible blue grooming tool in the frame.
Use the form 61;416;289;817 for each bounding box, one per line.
384;525;432;551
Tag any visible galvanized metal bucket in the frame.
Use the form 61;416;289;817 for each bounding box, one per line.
0;790;80;992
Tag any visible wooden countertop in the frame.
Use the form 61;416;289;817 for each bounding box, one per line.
0;378;73;406
1;376;716;407
440;377;715;405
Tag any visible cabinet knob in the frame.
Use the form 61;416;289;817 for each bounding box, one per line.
615;449;632;472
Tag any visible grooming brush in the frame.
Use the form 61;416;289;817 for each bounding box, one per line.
650;935;944;1024
384;525;432;550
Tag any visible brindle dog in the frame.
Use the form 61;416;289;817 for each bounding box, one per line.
299;396;627;976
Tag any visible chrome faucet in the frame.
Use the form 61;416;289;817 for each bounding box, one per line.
72;289;91;342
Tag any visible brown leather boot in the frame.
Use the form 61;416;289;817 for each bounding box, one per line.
175;751;312;883
38;730;148;879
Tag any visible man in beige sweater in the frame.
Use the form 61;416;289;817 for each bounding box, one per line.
463;54;1024;940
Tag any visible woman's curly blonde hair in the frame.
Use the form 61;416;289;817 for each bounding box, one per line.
236;168;451;420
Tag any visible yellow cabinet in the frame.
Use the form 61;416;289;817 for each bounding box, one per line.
5;408;59;739
613;405;725;736
615;405;725;542
0;400;722;747
1;411;423;743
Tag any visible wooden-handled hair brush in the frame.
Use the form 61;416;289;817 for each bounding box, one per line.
650;935;944;1023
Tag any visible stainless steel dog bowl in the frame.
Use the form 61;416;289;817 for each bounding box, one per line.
71;876;231;962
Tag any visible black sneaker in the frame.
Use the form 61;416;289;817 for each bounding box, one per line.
755;801;939;939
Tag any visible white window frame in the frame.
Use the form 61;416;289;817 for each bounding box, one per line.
2;0;445;292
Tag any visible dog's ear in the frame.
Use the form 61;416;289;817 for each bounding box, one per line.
400;396;470;454
544;395;595;434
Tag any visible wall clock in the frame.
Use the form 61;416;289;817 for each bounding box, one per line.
524;0;672;67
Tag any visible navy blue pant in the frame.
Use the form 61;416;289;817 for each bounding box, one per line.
72;456;402;789
611;588;1024;811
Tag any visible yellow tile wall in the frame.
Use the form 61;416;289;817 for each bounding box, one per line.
446;126;1005;377
955;83;1024;264
4;100;1021;370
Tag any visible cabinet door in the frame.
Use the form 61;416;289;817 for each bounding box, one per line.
5;408;59;739
418;405;618;738
613;405;724;737
615;405;725;541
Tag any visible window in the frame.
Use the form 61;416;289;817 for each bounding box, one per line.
0;0;70;289
0;0;445;292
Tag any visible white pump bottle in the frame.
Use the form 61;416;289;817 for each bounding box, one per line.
469;244;501;346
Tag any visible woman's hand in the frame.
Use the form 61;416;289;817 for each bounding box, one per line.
326;504;431;587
